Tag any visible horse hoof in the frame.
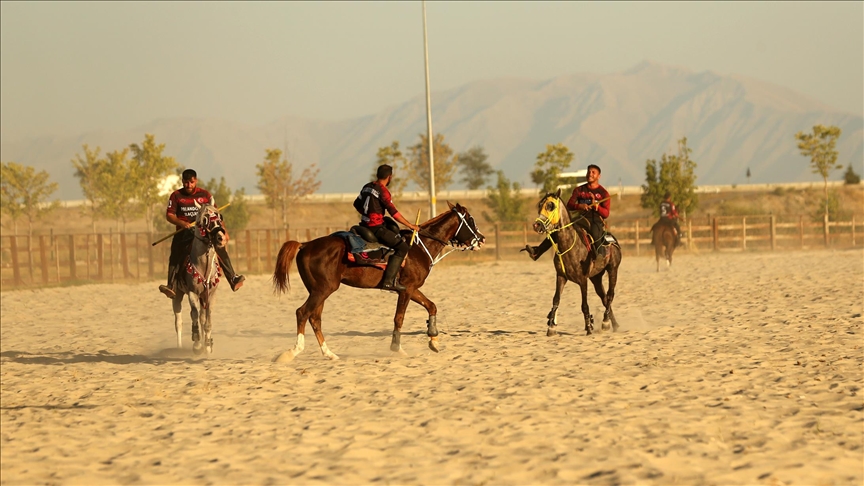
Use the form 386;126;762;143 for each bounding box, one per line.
428;337;439;353
192;343;204;356
601;323;610;331
547;327;557;337
389;343;401;352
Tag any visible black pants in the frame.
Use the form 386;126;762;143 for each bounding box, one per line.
574;211;606;247
169;230;237;282
373;225;409;257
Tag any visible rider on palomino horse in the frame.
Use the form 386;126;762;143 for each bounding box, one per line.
353;164;421;292
657;192;682;247
523;164;611;260
159;168;245;299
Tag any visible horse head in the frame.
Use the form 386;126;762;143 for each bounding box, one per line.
194;203;227;249
446;201;485;250
533;189;569;234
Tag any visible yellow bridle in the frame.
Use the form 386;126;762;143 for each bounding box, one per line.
535;196;580;267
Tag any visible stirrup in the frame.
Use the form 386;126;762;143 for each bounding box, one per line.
159;285;176;299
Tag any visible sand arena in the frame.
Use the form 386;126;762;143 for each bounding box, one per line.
1;248;862;484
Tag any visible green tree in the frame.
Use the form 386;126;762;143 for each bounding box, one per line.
97;148;141;231
256;148;321;229
203;177;250;231
530;143;574;195
371;141;408;197
842;163;860;185
483;170;529;230
0;162;60;236
457;145;494;190
129;134;179;233
640;137;699;218
795;124;842;218
406;133;459;192
71;144;105;231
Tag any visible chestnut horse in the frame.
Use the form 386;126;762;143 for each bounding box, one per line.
650;221;677;272
532;190;622;336
272;202;484;361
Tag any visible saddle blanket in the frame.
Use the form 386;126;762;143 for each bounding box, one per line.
330;231;390;267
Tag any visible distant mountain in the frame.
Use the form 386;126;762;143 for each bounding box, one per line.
2;61;861;200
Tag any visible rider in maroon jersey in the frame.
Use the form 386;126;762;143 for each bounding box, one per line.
353;164;420;292
522;164;611;260
158;169;245;298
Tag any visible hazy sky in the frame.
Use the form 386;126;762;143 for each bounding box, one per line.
2;1;862;137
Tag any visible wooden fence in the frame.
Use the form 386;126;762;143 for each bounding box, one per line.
1;214;860;288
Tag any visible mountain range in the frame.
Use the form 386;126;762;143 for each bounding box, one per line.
1;61;861;201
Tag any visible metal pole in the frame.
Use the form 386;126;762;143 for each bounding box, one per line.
422;0;436;218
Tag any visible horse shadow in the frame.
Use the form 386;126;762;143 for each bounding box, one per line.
0;350;199;366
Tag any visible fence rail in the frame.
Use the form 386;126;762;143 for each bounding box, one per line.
1;214;860;288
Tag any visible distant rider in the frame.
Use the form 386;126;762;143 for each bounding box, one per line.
159;169;245;298
659;192;682;246
522;164;611;260
353;164;420;292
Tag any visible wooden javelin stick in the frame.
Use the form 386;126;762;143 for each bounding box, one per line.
150;203;231;246
410;209;422;245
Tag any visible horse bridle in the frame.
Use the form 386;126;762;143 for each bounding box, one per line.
195;208;226;247
535;196;580;265
414;207;484;270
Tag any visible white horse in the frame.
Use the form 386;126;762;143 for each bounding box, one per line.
171;203;227;355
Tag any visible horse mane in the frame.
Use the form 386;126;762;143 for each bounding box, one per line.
420;205;460;228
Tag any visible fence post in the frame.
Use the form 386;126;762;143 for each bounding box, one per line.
68;234;77;280
54;234;61;283
148;233;155;279
245;230;253;272
853;215;856;246
494;223;501;261
823;213;830;247
85;234;91;280
742;217;747;250
799;215;804;249
255;230;261;274
635;220;640;256
266;230;273;270
120;233;131;279
687;219;693;251
97;234;104;280
10;236;21;286
39;235;49;284
712;217;719;251
523;221;528;246
770;215;776;251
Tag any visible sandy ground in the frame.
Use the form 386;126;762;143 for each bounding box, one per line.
1;248;862;485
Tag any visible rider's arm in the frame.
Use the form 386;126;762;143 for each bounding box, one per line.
595;190;610;218
566;188;586;211
392;211;420;232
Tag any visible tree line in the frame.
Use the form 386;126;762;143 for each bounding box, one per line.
2;125;859;236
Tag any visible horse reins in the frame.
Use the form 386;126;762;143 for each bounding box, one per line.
413;209;483;271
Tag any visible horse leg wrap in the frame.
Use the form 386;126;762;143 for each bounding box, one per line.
390;330;402;352
546;306;558;328
426;316;439;337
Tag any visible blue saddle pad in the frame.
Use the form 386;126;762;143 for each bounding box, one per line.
331;231;367;254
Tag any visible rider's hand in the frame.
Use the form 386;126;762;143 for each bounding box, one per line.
411;224;421;232
184;221;195;229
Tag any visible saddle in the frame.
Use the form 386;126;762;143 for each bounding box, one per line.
330;226;395;270
575;227;620;256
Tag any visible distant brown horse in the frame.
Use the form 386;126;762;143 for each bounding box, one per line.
650;220;678;272
532;190;622;336
271;202;484;362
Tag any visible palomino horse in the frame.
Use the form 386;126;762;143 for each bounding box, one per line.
650;220;678;272
171;203;227;355
272;202;484;361
532;190;622;336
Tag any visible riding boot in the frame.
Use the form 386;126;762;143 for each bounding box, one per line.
159;264;179;299
215;247;245;292
521;238;552;261
380;254;407;292
594;243;607;259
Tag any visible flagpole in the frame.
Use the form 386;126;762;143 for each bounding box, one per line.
422;0;436;218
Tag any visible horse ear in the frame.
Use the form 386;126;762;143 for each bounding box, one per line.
555;188;562;199
194;200;201;210
447;201;455;210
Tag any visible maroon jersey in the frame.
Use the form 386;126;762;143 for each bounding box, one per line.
353;181;400;227
166;187;215;228
566;183;610;219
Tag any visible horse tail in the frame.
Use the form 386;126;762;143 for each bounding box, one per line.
273;240;302;295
